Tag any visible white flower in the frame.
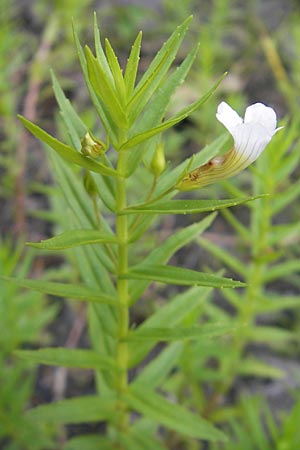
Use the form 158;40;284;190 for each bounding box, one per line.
176;102;282;190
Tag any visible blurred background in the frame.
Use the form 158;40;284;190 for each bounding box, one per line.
1;0;300;449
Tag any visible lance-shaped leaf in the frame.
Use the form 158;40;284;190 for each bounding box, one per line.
93;13;114;85
124;31;142;99
133;342;183;390
125;385;226;441
1;277;116;305
26;394;116;424
15;348;118;370
129;286;212;367
123;197;262;215
123;264;245;288
27;229;117;250
124;43;199;175
122;73;225;151
64;434;113;450
85;46;128;129
127;16;193;124
105;38;127;105
18;116;117;176
73;24;118;144
126;323;236;342
51;70;86;150
129;214;216;304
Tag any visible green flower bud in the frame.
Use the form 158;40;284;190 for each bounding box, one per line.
83;170;98;197
81;131;106;157
150;143;166;177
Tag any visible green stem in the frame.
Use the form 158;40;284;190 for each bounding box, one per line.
204;193;272;418
115;150;129;434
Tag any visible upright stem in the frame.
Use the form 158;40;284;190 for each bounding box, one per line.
115;150;129;433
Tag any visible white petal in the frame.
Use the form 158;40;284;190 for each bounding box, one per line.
216;102;243;135
232;122;273;166
244;103;277;135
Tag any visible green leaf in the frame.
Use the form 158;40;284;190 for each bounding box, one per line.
247;326;295;345
64;434;112;450
105;38;126;104
125;385;226;441
122;72;225;150
85;45;128;130
123;197;262;215
129;213;216;304
133;342;183;389
51;70;86;150
93;13;114;85
15;348;117;370
255;294;300;313
26;394;116;424
1;277;116;305
72;24;118;144
27;229;117;250
127;323;237;342
127;16;193;124
123;264;245;288
238;357;284;379
262;259;300;283
124;31;142;99
197;236;247;278
272;182;300;215
129;286;212;367
119;427;168;450
18;116;117;176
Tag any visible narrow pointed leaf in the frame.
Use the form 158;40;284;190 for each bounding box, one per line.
129;214;217;303
122;73;225;150
197;236;247;277
64;434;112;450
18;116;117;176
26;395;116;424
93;13;114;85
124;43;199;175
15;348;117;370
129;286;212;366
119;428;168;450
134;342;183;389
123;197;261;215
51;71;86;149
125;385;226;441
247;326;295;344
124;31;142;99
85;46;128;129
133;43;199;136
123;265;245;288
72;25;118;143
238;357;284;379
262;259;300;282
127;16;193;123
1;277;116;305
105;38;126;104
27;229;117;250
127;323;236;342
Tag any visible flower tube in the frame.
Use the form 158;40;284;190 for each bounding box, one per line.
176;102;282;190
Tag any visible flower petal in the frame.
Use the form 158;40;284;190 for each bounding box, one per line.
232;122;273;166
244;103;277;135
216;102;243;134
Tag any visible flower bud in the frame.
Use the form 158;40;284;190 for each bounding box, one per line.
83;170;98;197
150;143;166;177
81;131;106;157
